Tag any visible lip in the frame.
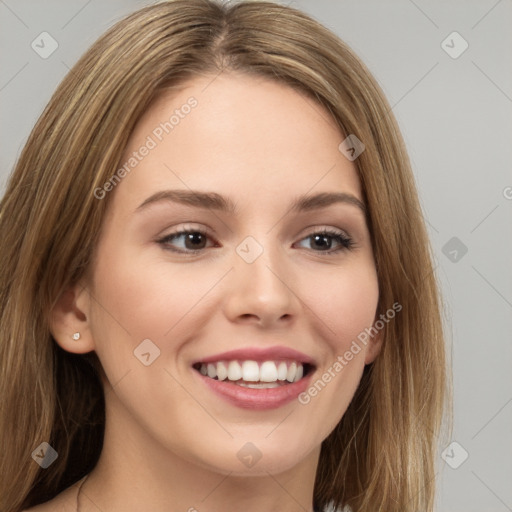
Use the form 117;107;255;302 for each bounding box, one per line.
191;345;316;366
191;345;316;410
193;367;315;410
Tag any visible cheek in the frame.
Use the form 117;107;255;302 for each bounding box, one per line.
87;243;233;383
90;247;210;339
294;264;378;433
306;262;379;349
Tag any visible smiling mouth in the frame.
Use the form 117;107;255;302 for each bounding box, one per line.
192;360;314;389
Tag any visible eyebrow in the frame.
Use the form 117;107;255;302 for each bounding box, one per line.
135;189;366;215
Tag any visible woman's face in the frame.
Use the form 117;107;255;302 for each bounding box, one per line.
80;72;381;476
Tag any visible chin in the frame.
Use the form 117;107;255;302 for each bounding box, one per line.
185;433;319;477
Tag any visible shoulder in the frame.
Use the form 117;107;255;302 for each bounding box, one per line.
22;479;81;512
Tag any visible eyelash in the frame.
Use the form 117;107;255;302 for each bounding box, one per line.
156;225;355;256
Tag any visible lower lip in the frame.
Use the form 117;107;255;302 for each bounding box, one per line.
193;369;313;410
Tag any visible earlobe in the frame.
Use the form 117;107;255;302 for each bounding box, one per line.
49;282;95;354
364;329;384;365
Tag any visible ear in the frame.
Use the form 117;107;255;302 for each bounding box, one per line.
50;281;95;354
364;328;384;365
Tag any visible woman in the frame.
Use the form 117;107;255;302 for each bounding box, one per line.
0;1;448;511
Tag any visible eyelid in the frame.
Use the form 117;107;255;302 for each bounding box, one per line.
156;223;355;256
155;223;217;251
296;226;355;253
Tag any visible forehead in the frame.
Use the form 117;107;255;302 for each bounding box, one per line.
110;72;362;214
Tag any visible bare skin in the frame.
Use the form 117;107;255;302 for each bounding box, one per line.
32;71;382;512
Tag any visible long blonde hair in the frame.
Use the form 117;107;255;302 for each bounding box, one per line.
0;1;449;511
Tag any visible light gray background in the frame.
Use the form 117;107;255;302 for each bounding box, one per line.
1;1;511;511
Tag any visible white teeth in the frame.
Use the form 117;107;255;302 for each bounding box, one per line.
207;363;216;379
241;361;260;382
227;360;242;381
237;381;281;389
197;360;306;384
260;361;278;382
216;361;228;381
286;362;297;382
277;361;288;381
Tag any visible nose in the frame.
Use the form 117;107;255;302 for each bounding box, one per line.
223;238;298;328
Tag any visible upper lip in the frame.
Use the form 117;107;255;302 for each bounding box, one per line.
192;346;316;366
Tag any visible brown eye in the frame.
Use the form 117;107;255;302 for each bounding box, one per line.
295;229;354;254
158;230;214;253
